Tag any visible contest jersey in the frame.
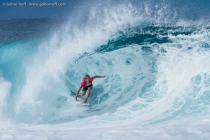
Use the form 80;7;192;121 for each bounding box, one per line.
80;76;94;88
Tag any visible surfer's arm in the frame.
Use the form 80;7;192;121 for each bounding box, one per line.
94;75;106;79
75;87;82;101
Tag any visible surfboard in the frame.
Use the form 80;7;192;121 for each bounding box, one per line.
70;90;89;105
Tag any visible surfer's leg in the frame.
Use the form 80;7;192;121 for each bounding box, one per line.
84;86;91;103
78;90;86;97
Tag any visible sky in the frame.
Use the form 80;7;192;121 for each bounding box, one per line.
0;0;210;20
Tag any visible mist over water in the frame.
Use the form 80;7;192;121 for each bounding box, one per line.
0;1;210;138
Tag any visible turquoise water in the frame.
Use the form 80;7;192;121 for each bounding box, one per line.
0;3;210;131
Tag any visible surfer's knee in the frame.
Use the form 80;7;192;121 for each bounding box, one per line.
81;91;86;96
87;87;91;92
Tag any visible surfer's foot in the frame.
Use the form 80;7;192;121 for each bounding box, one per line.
83;100;87;103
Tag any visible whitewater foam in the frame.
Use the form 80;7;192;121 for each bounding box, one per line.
1;1;210;139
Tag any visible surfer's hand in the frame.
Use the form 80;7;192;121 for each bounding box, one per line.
102;75;106;78
75;96;77;101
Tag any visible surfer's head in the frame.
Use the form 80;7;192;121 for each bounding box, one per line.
83;74;90;81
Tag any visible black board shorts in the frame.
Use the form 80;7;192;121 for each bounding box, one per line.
82;84;93;91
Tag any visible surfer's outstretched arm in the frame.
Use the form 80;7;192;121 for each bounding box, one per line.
94;75;106;79
75;87;82;101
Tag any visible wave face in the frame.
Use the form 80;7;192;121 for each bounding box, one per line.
0;1;210;129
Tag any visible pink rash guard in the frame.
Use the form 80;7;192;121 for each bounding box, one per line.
80;76;94;88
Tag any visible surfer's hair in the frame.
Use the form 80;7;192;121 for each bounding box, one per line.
83;74;90;79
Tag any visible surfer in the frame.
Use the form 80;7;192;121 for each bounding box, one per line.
75;74;106;103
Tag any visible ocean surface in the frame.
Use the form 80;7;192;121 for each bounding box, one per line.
1;2;210;140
